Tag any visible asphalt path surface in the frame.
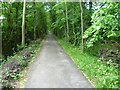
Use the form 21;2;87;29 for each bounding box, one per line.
24;33;93;88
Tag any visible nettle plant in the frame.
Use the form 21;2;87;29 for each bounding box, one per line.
84;2;119;48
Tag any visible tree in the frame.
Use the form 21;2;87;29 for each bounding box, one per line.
88;0;92;26
33;0;36;40
65;1;69;40
80;1;84;52
22;0;26;46
2;2;48;57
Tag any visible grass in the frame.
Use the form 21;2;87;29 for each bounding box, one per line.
58;39;119;88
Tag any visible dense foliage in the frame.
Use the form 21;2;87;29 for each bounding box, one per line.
84;2;120;47
1;1;120;89
49;2;93;45
2;2;47;58
1;2;48;88
48;2;119;88
49;2;120;49
48;2;120;64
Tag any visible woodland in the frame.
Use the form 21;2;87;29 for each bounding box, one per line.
0;1;120;89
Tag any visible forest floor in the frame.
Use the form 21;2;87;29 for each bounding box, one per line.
23;32;93;88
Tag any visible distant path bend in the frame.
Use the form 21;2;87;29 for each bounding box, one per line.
24;32;93;88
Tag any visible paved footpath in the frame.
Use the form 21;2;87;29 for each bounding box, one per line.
24;32;93;88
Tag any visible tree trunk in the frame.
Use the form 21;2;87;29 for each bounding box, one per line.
80;1;84;52
22;0;26;46
62;11;67;38
7;5;14;43
33;0;36;40
65;1;69;40
89;0;92;26
72;3;76;45
16;3;19;32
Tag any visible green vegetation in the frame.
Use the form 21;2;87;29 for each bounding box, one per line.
84;2;119;48
1;2;47;88
2;2;47;58
50;2;120;50
1;39;44;88
1;1;119;89
49;2;119;88
58;39;119;88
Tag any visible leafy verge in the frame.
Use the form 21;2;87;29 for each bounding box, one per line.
58;39;119;88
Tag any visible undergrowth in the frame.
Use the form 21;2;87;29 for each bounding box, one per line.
0;39;44;89
58;39;119;88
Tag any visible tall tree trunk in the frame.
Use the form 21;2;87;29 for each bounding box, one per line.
22;0;26;46
72;3;76;45
15;3;19;44
62;11;67;38
33;0;36;40
65;1;69;40
80;1;84;52
89;0;92;26
7;5;14;43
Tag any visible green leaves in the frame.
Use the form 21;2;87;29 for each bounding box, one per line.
84;2;119;48
2;2;47;57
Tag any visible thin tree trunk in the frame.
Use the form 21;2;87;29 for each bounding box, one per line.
80;1;84;52
7;5;13;43
33;0;36;40
22;0;26;46
62;11;67;38
72;3;76;45
16;3;19;31
89;0;92;26
65;1;69;40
